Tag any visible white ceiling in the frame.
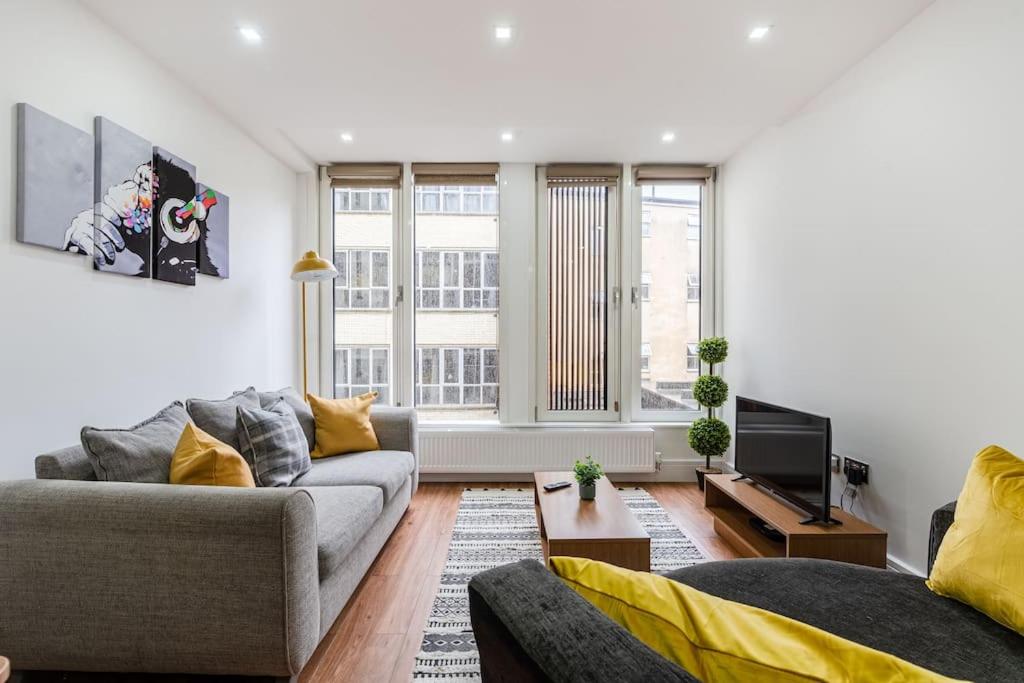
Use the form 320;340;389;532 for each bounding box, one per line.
80;0;932;171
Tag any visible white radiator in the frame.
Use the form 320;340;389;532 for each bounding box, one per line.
419;428;656;474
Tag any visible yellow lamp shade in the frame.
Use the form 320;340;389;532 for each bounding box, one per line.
291;250;338;282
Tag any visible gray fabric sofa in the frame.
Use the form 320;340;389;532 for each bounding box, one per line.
469;502;1024;683
0;407;418;681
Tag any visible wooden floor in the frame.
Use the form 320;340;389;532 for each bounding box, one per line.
299;481;739;683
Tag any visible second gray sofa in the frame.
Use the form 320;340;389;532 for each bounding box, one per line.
0;406;418;681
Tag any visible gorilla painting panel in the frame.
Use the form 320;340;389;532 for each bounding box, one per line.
152;147;198;285
92;117;153;277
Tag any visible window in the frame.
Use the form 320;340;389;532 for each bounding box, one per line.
687;213;700;240
415;185;498;214
334;250;390;309
333;185;395;403
539;165;620;420
686;343;700;373
415;176;499;422
641;209;652;237
687;272;700;302
335;188;391;213
335;347;390;403
640;272;652;302
416;346;498;408
634;177;706;415
416;250;499;309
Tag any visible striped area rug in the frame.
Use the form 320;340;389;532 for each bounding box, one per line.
411;486;706;681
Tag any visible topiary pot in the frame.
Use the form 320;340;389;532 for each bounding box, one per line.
695;466;723;491
579;482;596;500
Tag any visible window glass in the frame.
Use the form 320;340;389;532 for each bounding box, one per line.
638;183;702;411
415;183;499;421
333;187;393;403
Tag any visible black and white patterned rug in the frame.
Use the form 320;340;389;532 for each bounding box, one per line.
411;486;707;681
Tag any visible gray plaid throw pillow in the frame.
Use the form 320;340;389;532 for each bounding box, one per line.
237;399;312;487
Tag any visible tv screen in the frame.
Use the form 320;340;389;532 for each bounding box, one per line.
734;397;832;523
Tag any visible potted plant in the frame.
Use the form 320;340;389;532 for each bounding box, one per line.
688;337;732;490
573;456;604;501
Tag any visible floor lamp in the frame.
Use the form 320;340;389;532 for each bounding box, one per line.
291;251;338;399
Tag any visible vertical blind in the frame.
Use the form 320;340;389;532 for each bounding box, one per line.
546;167;618;411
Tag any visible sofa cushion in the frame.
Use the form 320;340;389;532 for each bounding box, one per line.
308;392;380;458
664;558;1024;683
259;387;315;452
81;402;189;482
186;388;260;452
927;445;1024;636
303;486;383;580
237;399;312;487
291;450;414;501
169;423;255;488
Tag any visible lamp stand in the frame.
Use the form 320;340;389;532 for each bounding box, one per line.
301;280;308;400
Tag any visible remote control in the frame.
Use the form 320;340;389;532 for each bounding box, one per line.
543;481;572;492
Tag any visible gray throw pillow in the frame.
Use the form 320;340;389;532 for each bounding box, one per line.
186;387;259;452
237;399;312;487
259;387;314;452
81;402;189;482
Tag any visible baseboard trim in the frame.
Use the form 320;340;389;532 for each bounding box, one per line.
886;554;924;576
419;458;727;483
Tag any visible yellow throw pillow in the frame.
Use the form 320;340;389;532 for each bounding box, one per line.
927;444;1024;635
170;423;255;487
549;556;960;683
308;391;380;458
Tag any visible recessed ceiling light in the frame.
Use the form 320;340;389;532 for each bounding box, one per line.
340;132;354;143
661;131;676;143
495;25;513;41
748;26;771;41
500;131;515;142
238;26;262;44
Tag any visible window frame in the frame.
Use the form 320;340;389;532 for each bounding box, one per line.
334;346;391;401
535;168;621;423
334;248;391;311
628;171;715;423
415;345;499;408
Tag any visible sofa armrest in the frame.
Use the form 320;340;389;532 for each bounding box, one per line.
468;560;697;683
928;501;957;575
0;480;319;677
370;406;418;492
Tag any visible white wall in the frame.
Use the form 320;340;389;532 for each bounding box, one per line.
0;0;306;479
721;0;1024;573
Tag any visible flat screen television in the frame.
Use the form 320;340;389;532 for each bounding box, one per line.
734;397;834;524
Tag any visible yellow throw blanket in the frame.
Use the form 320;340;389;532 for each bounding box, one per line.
550;557;963;683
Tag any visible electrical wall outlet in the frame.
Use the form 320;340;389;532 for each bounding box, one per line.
830;454;841;473
843;457;870;485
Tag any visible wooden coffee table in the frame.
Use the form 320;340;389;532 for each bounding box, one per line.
534;471;651;571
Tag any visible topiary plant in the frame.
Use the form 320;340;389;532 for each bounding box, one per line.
698;337;728;365
688;417;732;457
689;336;731;489
692;375;728;408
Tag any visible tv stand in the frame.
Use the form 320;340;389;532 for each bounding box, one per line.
799;516;842;526
704;474;886;568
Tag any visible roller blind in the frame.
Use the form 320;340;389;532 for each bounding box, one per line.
326;163;403;189
632;164;715;186
545;164;621;188
412;163;499;186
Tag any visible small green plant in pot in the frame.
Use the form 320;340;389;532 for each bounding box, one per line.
573;456;604;501
688;337;731;490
